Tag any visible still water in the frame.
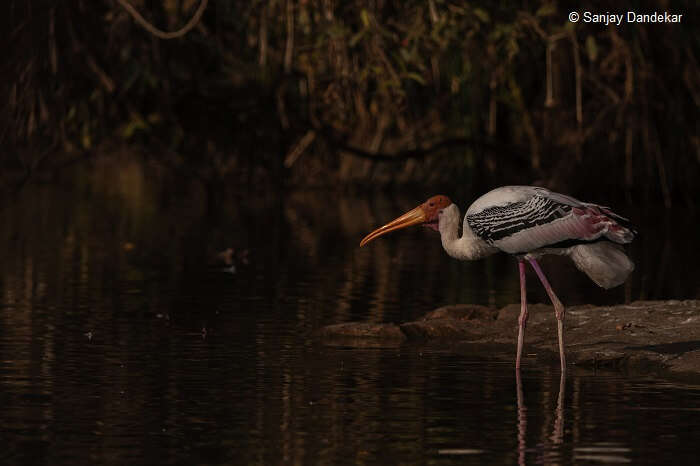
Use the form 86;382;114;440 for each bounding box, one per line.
1;162;699;465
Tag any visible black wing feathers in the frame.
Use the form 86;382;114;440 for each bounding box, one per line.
466;195;573;243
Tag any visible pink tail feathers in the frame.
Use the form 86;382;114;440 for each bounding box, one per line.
575;204;636;244
569;242;635;289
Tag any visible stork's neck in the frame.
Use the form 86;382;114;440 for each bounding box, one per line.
439;204;496;261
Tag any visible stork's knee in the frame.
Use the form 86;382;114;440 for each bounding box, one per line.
555;304;565;322
518;312;528;327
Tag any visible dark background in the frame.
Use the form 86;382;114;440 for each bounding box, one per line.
2;0;698;206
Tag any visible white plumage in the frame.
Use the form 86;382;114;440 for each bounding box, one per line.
569;242;634;289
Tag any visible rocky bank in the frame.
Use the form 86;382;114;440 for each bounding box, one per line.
317;300;700;376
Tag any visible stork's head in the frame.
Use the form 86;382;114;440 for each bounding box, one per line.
359;195;452;247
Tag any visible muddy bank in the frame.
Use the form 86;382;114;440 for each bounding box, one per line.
318;300;700;375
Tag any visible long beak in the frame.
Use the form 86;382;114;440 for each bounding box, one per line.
359;205;427;247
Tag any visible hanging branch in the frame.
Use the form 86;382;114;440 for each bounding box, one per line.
115;0;208;40
259;3;268;66
283;0;294;74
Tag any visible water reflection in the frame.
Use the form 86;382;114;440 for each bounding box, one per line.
516;368;568;465
516;368;528;464
0;163;699;465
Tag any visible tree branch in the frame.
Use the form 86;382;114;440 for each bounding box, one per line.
116;0;208;40
317;126;525;163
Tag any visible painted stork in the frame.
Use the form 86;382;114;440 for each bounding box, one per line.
359;186;636;371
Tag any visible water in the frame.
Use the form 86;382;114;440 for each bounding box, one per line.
1;163;699;465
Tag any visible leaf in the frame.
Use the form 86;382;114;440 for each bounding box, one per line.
349;30;365;47
81;122;91;149
122;113;148;139
507;38;520;59
585;36;598;61
327;23;350;39
399;48;413;62
360;9;370;28
405;72;426;85
473;8;490;23
536;4;556;17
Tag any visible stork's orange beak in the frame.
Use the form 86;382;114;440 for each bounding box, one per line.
359;206;427;247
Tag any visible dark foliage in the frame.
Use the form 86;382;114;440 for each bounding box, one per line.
2;1;698;205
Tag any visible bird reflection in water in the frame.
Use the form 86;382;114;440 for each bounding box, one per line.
516;368;566;465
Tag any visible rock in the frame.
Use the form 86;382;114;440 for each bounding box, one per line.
317;300;700;375
668;350;700;373
400;304;498;340
316;322;406;347
421;304;497;321
400;319;476;340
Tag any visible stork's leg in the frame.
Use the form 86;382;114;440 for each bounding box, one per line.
516;260;528;369
528;259;567;371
